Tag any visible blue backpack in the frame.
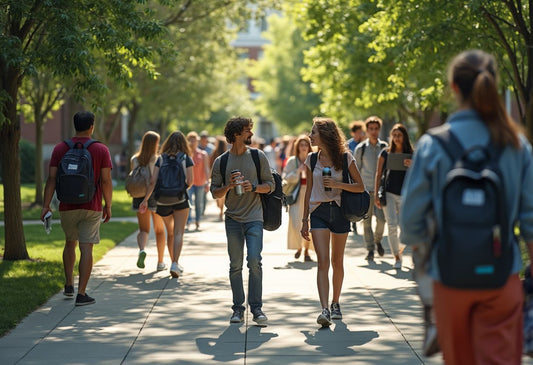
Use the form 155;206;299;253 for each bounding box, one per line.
429;126;513;289
154;153;187;205
56;139;99;204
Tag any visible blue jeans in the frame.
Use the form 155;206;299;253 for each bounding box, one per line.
225;217;263;312
187;185;205;224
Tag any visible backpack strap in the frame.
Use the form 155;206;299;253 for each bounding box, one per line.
428;126;463;163
250;148;262;184
64;138;99;150
220;150;230;185
342;152;351;183
310;152;318;172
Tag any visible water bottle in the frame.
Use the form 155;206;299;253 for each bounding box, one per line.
322;167;331;191
231;169;244;196
43;211;52;234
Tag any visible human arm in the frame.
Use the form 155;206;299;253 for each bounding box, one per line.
210;157;241;199
300;164;313;241
323;156;365;193
100;167;113;223
139;163;160;213
242;151;274;194
40;166;57;220
374;155;386;209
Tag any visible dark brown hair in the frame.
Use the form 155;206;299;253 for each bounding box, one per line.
160;131;190;156
448;50;520;148
388;124;413;154
223;116;253;144
313;117;347;171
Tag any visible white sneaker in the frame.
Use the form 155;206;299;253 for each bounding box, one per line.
393;259;402;269
157;262;166;271
177;264;184;274
170;262;180;278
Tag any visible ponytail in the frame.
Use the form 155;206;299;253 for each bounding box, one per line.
449;50;521;149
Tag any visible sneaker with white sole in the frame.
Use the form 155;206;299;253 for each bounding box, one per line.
137;250;146;269
170;262;180;278
393;259;402;269
230;309;244;323
331;302;342;319
317;308;332;328
156;262;167;271
252;309;268;324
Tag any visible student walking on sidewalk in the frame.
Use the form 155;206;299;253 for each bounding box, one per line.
210;117;274;324
301;117;365;327
140;131;194;278
130;131;167;271
41;111;113;306
401;50;533;364
354;117;388;261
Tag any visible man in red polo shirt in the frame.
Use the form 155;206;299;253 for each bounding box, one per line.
41;111;113;306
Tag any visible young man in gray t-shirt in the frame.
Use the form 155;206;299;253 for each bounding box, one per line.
210;117;274;324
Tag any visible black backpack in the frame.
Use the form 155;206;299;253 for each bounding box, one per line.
56;139;99;204
429;126;513;289
220;149;284;231
154;153;187;205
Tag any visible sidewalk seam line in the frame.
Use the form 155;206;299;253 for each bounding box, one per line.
363;285;425;364
120;276;172;365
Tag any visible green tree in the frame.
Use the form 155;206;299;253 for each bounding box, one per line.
292;1;533;136
0;0;163;260
19;70;66;206
249;10;322;131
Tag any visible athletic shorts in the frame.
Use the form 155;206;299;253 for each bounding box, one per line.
132;195;157;212
59;209;102;244
156;200;190;217
310;201;350;234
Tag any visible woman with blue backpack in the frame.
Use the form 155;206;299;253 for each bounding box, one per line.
400;50;533;364
140;131;194;278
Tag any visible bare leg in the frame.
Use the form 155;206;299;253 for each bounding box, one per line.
171;208;189;263
63;240;77;286
312;229;331;309
162;215;174;259
78;243;94;295
152;212;166;263
136;210;151;251
331;232;348;303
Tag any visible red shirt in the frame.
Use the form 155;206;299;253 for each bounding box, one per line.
50;137;112;212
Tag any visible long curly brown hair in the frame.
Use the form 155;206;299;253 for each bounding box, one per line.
313;117;347;171
160;131;190;156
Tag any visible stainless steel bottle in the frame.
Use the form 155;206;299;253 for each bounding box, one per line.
231;169;244;195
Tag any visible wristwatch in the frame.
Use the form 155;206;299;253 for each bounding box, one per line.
251;183;257;192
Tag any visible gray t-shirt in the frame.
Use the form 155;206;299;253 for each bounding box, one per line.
354;138;388;191
210;148;274;223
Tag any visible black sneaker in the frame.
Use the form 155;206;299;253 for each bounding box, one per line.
252;308;268;324
230;309;244;323
75;293;96;306
365;250;374;261
376;242;385;256
317;308;332;328
331;302;342;319
63;285;74;297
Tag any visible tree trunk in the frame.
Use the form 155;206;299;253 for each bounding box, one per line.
127;100;139;173
1;111;29;260
34;108;44;206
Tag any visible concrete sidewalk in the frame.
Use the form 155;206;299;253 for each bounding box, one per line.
2;201;531;364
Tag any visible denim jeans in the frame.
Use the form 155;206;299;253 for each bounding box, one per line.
225;217;263;312
187;185;205;224
363;192;386;251
384;192;404;256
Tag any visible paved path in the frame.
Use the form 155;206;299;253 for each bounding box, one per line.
2;200;532;364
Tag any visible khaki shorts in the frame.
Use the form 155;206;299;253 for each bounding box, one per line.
60;210;102;244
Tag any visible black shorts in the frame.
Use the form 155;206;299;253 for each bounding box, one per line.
132;195;157;212
310;201;350;234
156;200;190;217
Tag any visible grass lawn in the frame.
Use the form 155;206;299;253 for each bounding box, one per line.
0;221;138;337
0;182;137;220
